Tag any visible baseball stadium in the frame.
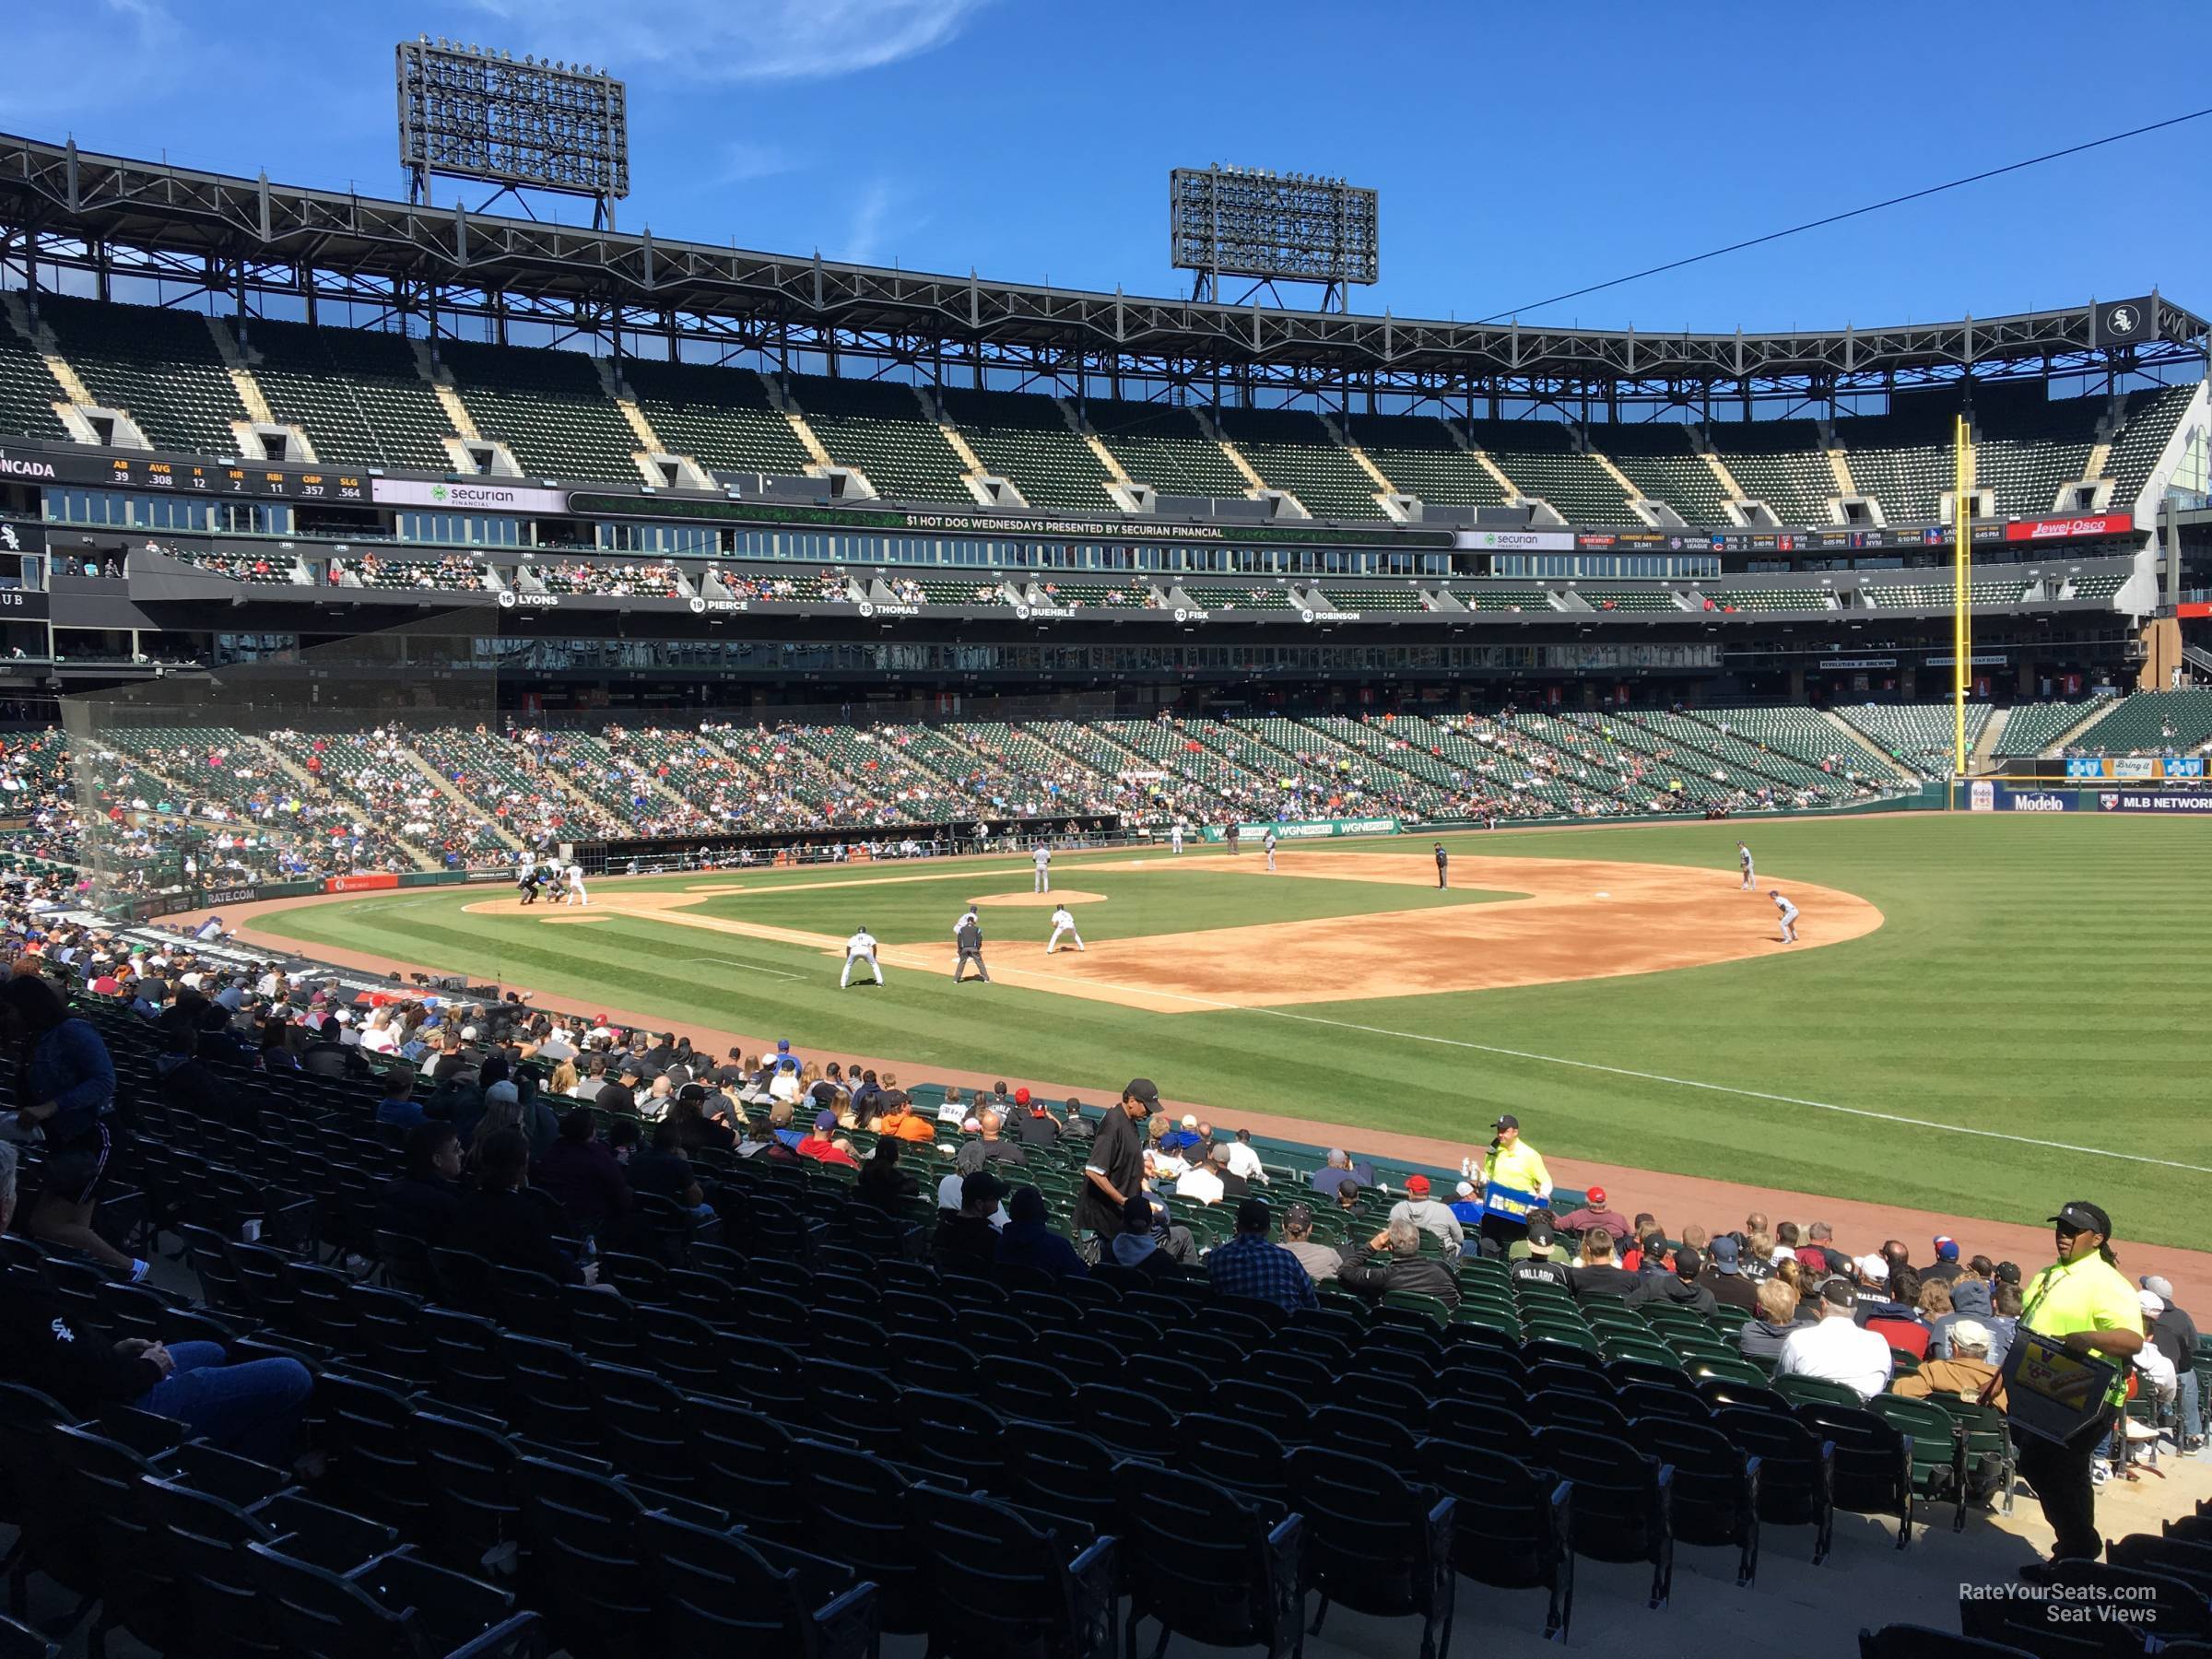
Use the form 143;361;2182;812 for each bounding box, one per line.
2;13;2211;1658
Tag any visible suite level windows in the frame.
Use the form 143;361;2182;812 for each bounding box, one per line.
43;489;288;535
395;511;523;547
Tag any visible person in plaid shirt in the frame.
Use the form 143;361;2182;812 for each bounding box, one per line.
1206;1198;1317;1313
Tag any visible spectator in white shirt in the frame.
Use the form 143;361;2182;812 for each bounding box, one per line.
1222;1128;1268;1186
1774;1278;1895;1400
1175;1154;1226;1206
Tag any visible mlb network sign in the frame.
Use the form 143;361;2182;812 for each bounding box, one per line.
2099;791;2212;815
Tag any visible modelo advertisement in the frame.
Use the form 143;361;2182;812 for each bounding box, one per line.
1966;782;2077;813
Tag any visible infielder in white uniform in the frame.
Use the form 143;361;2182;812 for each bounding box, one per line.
1046;903;1086;954
1032;844;1052;893
1170;823;1184;855
565;864;587;907
1738;841;1755;890
1770;888;1799;943
1264;829;1279;872
841;926;885;987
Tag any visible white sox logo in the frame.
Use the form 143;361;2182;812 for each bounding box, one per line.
2106;304;2140;337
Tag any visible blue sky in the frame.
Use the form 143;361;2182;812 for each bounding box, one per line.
6;0;2208;332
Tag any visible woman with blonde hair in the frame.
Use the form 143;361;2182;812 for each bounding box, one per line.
1739;1277;1802;1361
548;1058;580;1099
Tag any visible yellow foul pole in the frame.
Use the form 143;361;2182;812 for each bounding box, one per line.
1953;414;1972;777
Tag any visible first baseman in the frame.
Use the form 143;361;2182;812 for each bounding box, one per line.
1046;903;1086;954
1771;888;1799;943
1264;829;1278;871
1738;841;1755;889
1170;823;1184;855
1032;843;1052;893
841;926;885;987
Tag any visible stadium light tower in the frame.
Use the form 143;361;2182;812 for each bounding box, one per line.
396;38;629;228
1170;164;1380;312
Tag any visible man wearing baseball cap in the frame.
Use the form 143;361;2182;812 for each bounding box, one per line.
1556;1184;1630;1242
2138;1273;2203;1454
1376;1173;1465;1256
1924;1236;1964;1287
1077;1079;1159;1245
2016;1200;2145;1566
1468;1114;1552;1257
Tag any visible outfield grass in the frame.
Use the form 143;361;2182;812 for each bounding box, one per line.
250;815;2212;1247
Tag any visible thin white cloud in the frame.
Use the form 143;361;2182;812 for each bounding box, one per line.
711;141;796;187
841;178;898;265
465;0;991;85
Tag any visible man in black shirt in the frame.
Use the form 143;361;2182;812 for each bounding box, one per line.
377;1122;465;1243
157;1028;234;1122
1631;1245;1719;1314
932;1171;1006;1269
1077;1078;1159;1241
1700;1236;1762;1314
1508;1216;1572;1292
976;1109;1027;1166
1566;1228;1642;1299
628;1119;708;1210
2141;1273;2204;1452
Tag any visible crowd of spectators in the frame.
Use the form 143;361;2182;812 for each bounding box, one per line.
0;875;2198;1624
526;560;685;598
0;700;1906;888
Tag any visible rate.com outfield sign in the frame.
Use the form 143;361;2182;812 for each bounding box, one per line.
371;478;571;515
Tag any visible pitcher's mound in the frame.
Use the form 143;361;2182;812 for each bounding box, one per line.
972;889;1108;908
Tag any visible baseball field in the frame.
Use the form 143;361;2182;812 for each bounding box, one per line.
235;812;2212;1248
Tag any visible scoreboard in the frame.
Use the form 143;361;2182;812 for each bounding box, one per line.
95;455;370;503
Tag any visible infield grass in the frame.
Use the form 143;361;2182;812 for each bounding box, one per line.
251;813;2212;1247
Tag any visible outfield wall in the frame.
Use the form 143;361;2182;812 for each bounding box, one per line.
1953;780;2212;813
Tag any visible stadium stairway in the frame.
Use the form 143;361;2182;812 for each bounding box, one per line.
1968;712;2006;773
397;748;528;853
1818;711;1910;777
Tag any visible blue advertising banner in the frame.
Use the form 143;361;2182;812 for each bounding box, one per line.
1483;1182;1539;1223
2168;757;2206;778
2066;758;2104;778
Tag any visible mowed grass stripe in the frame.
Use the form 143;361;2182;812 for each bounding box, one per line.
252;814;2212;1246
